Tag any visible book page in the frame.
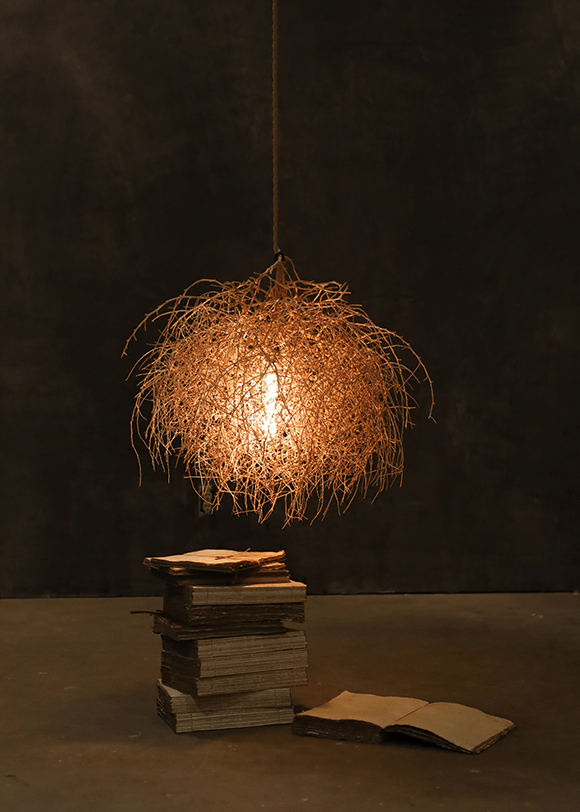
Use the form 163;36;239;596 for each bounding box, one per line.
297;691;428;728
394;702;514;752
146;550;285;570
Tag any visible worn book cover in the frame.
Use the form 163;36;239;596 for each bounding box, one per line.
145;549;286;574
158;681;293;714
162;629;307;662
293;691;514;753
159;600;305;628
164;580;306;607
161;631;307;678
150;561;290;587
161;662;308;697
152;611;290;640
157;682;295;732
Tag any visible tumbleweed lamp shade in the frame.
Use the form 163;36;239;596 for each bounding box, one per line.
125;258;432;524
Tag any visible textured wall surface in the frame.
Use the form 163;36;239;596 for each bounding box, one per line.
1;0;579;596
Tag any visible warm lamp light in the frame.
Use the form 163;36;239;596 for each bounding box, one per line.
124;259;433;524
124;0;432;524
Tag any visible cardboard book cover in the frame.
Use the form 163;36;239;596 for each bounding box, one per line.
157;681;295;732
162;629;307;664
160;597;305;627
144;549;286;574
293;691;514;753
152;611;290;640
161;663;308;697
158;681;293;714
164;580;306;607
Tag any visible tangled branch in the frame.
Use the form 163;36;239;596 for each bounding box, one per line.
124;259;433;524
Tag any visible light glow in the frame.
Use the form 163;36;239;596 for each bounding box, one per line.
260;370;280;440
125;262;433;523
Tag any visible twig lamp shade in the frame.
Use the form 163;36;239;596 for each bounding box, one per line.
124;259;433;524
124;1;432;523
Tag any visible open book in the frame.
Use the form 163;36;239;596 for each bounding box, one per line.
144;550;288;582
292;691;514;753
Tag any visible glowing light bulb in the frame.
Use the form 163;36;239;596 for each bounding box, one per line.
261;370;279;439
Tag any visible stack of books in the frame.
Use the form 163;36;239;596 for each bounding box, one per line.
144;549;307;733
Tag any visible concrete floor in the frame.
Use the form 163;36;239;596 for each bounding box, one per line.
1;593;578;812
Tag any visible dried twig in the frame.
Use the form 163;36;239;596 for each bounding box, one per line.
123;259;433;524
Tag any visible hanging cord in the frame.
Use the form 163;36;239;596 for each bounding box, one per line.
272;0;280;256
274;255;287;297
271;0;290;299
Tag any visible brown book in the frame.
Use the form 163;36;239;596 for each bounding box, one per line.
145;549;286;574
149;561;291;587
164;580;306;607
161;663;308;697
153;612;290;640
162;629;307;660
161;630;307;678
162;597;305;629
157;680;292;714
293;691;514;753
157;681;294;732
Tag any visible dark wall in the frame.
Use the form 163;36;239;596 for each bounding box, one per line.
1;0;579;596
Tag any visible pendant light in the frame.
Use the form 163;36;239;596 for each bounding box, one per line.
124;0;433;525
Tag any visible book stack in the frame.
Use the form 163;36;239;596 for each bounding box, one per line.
144;549;307;733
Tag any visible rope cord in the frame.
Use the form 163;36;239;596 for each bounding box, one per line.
272;0;280;255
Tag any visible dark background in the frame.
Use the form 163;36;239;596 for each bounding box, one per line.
1;0;579;597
